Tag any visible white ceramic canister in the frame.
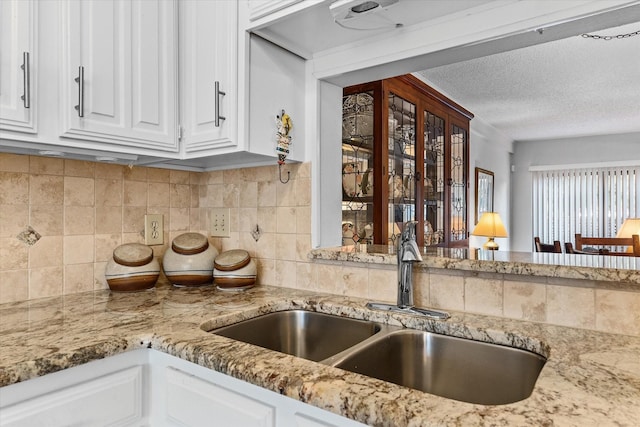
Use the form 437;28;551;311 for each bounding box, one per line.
162;232;218;286
105;243;160;292
213;249;257;291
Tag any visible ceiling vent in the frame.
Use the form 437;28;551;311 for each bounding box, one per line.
330;0;401;30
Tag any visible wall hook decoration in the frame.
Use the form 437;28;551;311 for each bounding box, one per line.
276;109;292;184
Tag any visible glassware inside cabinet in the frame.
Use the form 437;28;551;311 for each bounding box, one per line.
342;91;375;246
424;110;445;246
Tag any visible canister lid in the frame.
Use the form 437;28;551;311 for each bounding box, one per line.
113;243;154;267
214;249;251;271
172;232;209;255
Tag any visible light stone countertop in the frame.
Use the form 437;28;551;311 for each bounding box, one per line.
310;245;640;288
1;281;639;426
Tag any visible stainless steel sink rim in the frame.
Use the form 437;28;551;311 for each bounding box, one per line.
208;309;547;405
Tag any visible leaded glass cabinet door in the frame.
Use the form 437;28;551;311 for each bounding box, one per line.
341;91;375;245
387;92;416;246
423;110;445;246
449;120;468;244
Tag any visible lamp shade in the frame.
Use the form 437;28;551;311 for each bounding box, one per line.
616;218;640;238
472;212;508;238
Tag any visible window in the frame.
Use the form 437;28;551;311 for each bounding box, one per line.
532;164;640;245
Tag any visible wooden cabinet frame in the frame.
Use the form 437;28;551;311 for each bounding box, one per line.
342;74;473;247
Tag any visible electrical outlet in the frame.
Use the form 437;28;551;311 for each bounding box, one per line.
210;208;230;237
144;214;164;245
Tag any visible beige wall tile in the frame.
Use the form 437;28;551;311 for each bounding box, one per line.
295;262;317;291
0;238;28;270
413;271;430;307
255;258;275;286
95;234;121;262
257;207;277;233
124;166;147;181
123;206;146;233
203;184;224;207
504;280;546;322
64;263;94;294
255;233;276;260
148;167;170;183
0;204;28;237
205;170;223;185
295;177;311;207
64;160;95;178
170;170;190;184
276;207;296;234
30;157;64;175
65;206;95;235
276;181;295;207
190;184;200;208
95;163;123;180
0;153;30;172
123;180;147;206
96;206;122;234
148;182;170;207
239;182;258;208
64;235;95;264
29;236;63;268
257;181;276;207
64;176;95;206
315;263;342;295
95;179;122;206
465;276;503;316
0;172;30;205
341;265;369;298
238;208;258;232
30;205;63;236
30;266;63;298
30;175;63;205
170;184;190;208
275;233;297;261
595;290;640;335
547;285;595;329
222;184;240;208
295;234;311;262
0;269;29;303
296;206;311;235
367;266;396;303
275;260;296;287
170;207;190;231
429;273;465;311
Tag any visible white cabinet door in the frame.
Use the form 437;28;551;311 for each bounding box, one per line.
180;0;238;155
60;0;178;155
0;0;37;134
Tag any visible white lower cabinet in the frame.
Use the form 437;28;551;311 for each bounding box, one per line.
0;349;365;427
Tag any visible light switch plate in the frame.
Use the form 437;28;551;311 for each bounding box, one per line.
144;214;164;245
210;208;230;237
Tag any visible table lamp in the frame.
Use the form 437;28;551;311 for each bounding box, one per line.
472;212;508;250
616;218;640;252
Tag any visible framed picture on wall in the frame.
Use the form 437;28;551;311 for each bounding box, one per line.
475;168;494;224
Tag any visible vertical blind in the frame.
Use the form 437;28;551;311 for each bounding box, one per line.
532;165;640;246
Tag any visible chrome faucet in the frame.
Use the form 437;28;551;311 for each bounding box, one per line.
366;221;450;320
397;221;422;308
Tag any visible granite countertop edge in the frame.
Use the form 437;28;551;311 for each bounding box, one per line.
1;284;639;426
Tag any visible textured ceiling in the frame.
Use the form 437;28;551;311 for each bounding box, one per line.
417;22;640;142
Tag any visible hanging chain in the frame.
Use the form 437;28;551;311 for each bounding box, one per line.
581;29;640;40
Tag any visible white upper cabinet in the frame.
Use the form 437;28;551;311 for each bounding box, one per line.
0;0;37;134
179;0;238;156
59;0;178;155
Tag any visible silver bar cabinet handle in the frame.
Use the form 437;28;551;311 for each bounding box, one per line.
215;80;225;127
74;66;84;117
20;52;30;108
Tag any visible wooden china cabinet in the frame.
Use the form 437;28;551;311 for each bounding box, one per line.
341;74;473;247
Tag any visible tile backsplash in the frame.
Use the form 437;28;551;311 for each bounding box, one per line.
0;153;313;302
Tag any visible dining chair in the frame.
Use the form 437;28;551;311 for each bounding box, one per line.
574;233;640;256
534;237;562;253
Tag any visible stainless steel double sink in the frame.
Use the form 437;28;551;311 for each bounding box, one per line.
207;310;546;405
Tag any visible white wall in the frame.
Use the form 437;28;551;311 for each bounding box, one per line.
511;132;640;251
